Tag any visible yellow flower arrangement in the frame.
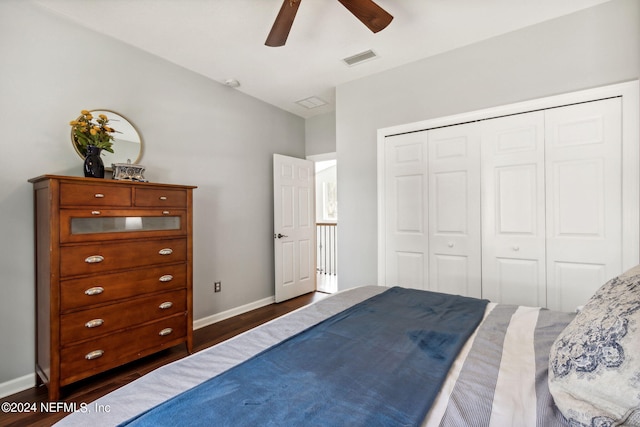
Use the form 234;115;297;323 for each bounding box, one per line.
69;109;116;155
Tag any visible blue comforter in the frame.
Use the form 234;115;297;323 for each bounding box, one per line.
120;287;488;427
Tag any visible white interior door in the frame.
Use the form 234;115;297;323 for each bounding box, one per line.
428;123;482;297
273;154;316;303
481;111;547;307
545;98;622;312
384;132;429;290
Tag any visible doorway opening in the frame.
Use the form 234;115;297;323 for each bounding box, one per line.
312;155;338;293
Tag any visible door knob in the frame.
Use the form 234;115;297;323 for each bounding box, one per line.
274;233;288;239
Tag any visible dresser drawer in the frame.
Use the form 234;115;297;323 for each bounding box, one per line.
60;264;186;312
60;182;132;207
60;314;187;386
60;209;187;243
60;289;187;344
60;238;187;277
134;187;187;208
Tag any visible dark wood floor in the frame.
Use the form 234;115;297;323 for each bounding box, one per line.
0;291;327;427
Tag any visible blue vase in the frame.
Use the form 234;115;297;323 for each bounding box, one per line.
83;145;105;178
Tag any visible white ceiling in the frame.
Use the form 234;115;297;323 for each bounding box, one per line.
33;0;612;118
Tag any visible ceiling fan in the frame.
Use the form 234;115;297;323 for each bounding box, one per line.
265;0;393;47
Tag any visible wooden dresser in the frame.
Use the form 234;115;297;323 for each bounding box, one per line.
29;175;196;401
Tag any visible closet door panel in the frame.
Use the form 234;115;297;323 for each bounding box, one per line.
428;123;481;297
493;258;543;307
481;111;546;307
384;132;429;290
545;98;622;311
551;262;607;311
433;171;468;233
396;252;425;289
432;254;472;297
496;165;537;233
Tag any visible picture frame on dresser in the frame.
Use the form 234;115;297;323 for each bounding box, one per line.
29;175;196;401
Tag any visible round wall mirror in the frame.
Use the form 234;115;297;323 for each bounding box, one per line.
71;109;143;169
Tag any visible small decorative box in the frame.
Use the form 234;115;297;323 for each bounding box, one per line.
111;162;147;182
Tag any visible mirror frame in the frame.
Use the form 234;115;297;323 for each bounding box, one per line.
71;109;144;170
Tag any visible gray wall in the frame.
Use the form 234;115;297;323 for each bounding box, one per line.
0;1;304;386
305;112;337;156
336;0;640;290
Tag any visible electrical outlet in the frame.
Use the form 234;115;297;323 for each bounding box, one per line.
214;281;221;292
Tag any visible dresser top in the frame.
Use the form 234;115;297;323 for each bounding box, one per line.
28;175;197;190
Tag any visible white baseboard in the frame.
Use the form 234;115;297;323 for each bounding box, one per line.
0;373;36;399
193;295;275;330
0;297;275;399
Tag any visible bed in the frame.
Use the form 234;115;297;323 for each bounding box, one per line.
55;267;640;427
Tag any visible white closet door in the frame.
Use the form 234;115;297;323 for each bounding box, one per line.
384;132;429;290
545;98;622;312
481;111;547;307
428;123;482;297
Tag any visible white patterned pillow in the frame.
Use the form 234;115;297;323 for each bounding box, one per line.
548;266;640;426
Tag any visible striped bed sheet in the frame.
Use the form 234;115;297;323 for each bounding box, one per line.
426;304;573;426
55;286;574;427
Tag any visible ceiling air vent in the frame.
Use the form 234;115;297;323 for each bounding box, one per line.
343;49;378;66
296;96;328;109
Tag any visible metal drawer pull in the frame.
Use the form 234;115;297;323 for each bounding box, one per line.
85;318;104;328
162;211;170;215
159;328;173;336
94;193;105;198
85;255;104;264
91;211;101;215
158;248;173;255
159;274;173;282
159;196;168;200
85;286;104;296
159;302;173;310
85;350;104;360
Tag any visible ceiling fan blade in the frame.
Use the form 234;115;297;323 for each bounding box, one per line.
265;0;302;47
336;0;393;33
